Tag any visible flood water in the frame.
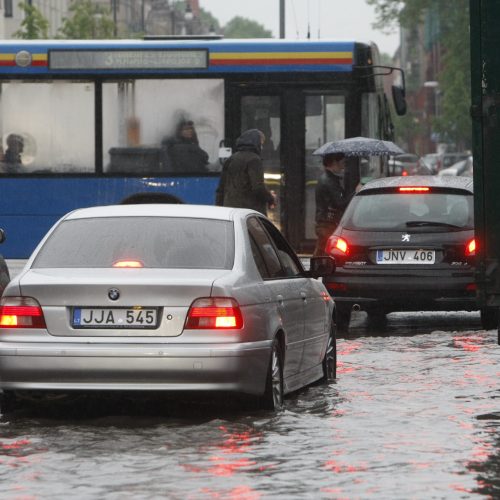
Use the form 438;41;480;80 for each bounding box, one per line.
1;311;500;499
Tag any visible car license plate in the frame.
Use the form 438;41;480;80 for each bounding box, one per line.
376;249;435;264
72;307;158;329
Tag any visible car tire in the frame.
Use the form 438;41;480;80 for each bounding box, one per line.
258;340;283;411
481;307;499;330
320;324;337;381
367;310;387;329
335;305;351;333
0;390;17;414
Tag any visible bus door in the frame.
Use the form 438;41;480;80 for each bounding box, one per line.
227;86;347;253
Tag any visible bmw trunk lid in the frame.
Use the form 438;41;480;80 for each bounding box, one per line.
18;268;229;337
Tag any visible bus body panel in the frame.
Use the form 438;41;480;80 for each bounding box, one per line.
0;176;218;258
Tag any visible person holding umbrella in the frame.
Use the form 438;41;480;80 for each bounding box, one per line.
313;152;361;256
312;136;405;255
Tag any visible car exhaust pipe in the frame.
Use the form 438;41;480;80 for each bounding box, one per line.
352;304;361;312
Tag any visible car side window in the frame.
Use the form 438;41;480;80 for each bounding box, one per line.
247;217;283;279
259;219;304;277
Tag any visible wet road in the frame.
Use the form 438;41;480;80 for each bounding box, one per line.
1;311;500;499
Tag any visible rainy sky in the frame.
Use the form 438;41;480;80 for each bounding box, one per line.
199;0;400;56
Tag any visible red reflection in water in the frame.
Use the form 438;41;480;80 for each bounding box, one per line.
1;439;31;453
183;424;269;500
452;335;482;352
199;486;261;499
337;341;363;374
324;459;367;473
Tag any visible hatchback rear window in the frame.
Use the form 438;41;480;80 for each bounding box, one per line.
342;191;474;230
33;217;234;269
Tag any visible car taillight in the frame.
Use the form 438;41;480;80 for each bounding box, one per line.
326;236;349;255
466;238;476;256
0;297;46;329
112;260;144;268
398;187;430;193
185;297;243;330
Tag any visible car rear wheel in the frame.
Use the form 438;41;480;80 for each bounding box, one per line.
481;307;499;330
258;340;283;411
321;324;337;381
335;305;351;332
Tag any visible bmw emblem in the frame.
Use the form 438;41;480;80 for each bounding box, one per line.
108;288;120;301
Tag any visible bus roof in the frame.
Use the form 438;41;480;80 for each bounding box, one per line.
0;39;360;75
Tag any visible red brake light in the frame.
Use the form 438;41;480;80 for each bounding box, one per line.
402;170;408;176
185;297;243;330
398;187;430;193
0;297;46;328
466;238;476;256
112;260;144;268
326;236;349;255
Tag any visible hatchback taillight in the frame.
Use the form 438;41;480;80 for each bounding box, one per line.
185;297;243;330
466;238;476;257
0;297;46;329
326;236;349;255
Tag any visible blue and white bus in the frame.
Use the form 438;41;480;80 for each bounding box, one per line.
0;37;405;270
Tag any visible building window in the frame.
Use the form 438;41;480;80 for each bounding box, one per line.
5;0;13;18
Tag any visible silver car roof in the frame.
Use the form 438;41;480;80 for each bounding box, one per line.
63;204;259;221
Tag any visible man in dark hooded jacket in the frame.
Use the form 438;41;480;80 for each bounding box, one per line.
216;129;275;215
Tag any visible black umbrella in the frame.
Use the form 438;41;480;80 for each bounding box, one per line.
313;136;405;157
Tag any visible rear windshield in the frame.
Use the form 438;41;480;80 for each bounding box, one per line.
33;217;234;269
342;191;474;230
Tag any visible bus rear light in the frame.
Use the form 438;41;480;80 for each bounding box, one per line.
0;297;46;328
326;236;349;255
185;297;243;330
465;238;476;256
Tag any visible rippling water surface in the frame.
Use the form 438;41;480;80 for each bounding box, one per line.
1;312;500;499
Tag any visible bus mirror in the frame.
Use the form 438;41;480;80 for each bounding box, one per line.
392;85;407;116
219;147;232;160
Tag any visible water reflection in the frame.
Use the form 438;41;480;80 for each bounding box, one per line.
1;313;500;498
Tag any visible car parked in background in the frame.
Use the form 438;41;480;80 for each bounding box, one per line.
388;153;420;176
322;176;495;331
0;204;336;412
438;155;473;177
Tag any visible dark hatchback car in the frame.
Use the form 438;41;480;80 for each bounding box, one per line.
323;176;495;331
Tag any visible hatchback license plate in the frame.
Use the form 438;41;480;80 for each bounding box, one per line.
72;307;158;328
376;249;435;264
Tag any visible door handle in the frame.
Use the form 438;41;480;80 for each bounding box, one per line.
276;294;284;307
300;291;307;302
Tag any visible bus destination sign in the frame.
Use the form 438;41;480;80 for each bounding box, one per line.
49;49;208;70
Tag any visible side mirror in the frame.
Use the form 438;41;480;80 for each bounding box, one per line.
309;255;335;278
0;229;5;244
392;85;407;116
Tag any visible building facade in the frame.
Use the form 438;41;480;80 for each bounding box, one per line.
1;0;209;39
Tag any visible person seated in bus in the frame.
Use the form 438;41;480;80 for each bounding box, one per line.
161;120;209;173
2;134;24;172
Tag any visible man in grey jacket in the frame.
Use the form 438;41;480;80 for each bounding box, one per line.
216;129;275;215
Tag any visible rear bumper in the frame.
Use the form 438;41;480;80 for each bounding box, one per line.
325;269;477;312
0;341;272;396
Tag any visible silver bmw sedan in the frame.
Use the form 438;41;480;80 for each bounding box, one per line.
0;204;336;411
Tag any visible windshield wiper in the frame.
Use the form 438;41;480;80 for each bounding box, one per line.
405;220;462;228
